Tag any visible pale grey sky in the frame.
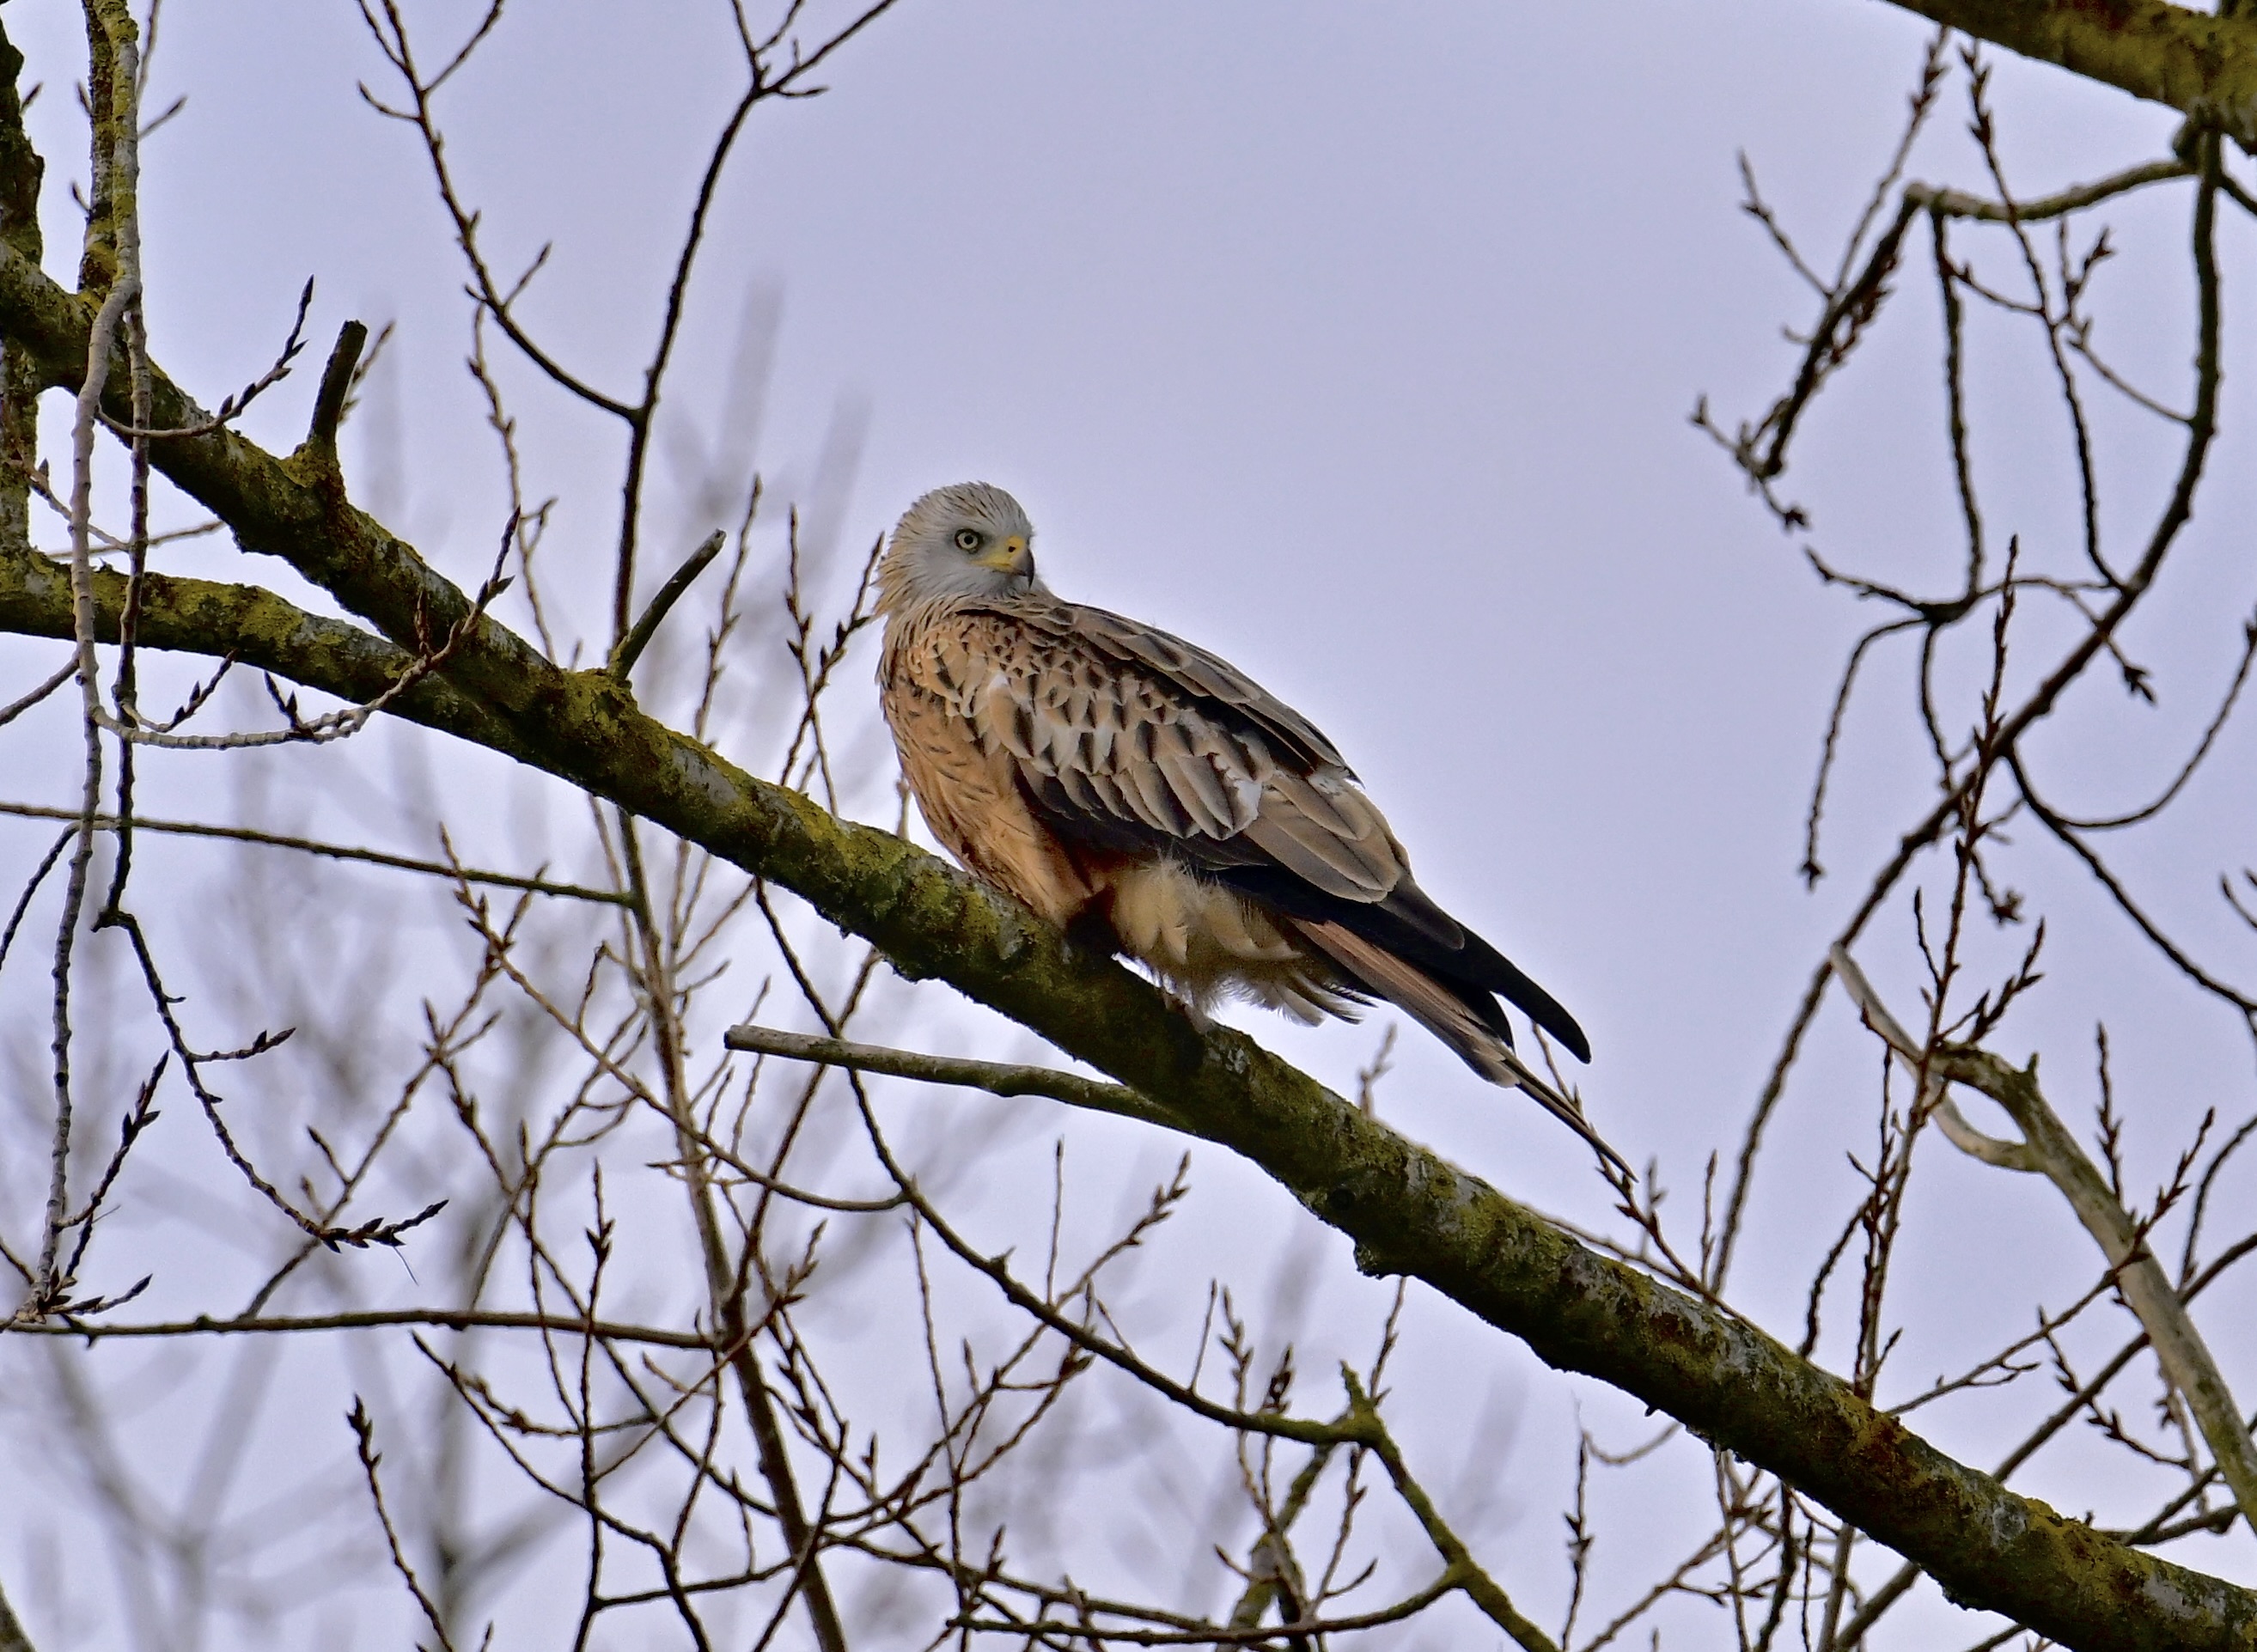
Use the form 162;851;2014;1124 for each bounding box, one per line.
3;3;2255;1646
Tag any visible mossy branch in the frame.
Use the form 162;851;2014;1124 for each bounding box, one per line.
0;241;2253;1649
1874;0;2257;146
0;15;44;558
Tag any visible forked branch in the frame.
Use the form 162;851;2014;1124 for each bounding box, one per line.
1833;942;2257;1533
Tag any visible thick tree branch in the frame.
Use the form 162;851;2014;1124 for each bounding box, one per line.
1871;0;2257;145
0;18;41;559
0;247;2252;1650
0;1576;36;1652
0;535;536;766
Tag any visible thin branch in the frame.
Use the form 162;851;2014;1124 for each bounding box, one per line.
9;1308;716;1348
0;655;72;726
611;528;726;680
1906;156;2193;223
1834;942;2257;1532
0;800;631;903
723;1023;1185;1133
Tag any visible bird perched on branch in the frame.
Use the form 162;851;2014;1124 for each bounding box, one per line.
875;482;1618;1168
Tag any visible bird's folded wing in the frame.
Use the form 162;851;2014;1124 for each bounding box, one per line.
1011;594;1351;775
918;604;1402;898
892;597;1591;1063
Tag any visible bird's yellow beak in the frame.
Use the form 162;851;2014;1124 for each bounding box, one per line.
974;535;1030;575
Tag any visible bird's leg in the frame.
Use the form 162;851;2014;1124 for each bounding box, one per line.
1166;987;1213;1033
1061;907;1125;960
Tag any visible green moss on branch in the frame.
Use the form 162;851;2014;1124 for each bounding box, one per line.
1876;0;2257;145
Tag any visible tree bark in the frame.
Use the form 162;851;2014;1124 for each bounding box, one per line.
1872;0;2257;145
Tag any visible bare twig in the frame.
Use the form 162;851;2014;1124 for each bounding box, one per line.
1833;942;2257;1531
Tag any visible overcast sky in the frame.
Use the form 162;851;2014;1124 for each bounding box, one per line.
4;2;2256;1646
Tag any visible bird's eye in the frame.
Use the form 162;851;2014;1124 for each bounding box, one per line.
953;528;983;552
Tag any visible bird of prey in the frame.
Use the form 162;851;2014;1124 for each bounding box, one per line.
875;481;1617;1167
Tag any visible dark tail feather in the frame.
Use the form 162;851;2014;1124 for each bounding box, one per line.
1292;919;1628;1173
1211;867;1591;1062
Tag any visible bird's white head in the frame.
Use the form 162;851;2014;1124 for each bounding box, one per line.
877;482;1041;615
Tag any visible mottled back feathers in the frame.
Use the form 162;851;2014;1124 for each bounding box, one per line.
875;482;1611;1164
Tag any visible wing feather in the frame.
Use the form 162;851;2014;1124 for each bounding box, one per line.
1148;722;1239;838
1083;766;1132;820
881;594;1589;1066
1240;807;1389;899
1273;770;1369;841
1053;759;1102;816
1120;753;1192;835
974;666;1039;761
1087;704;1121;770
1016;596;1348;773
